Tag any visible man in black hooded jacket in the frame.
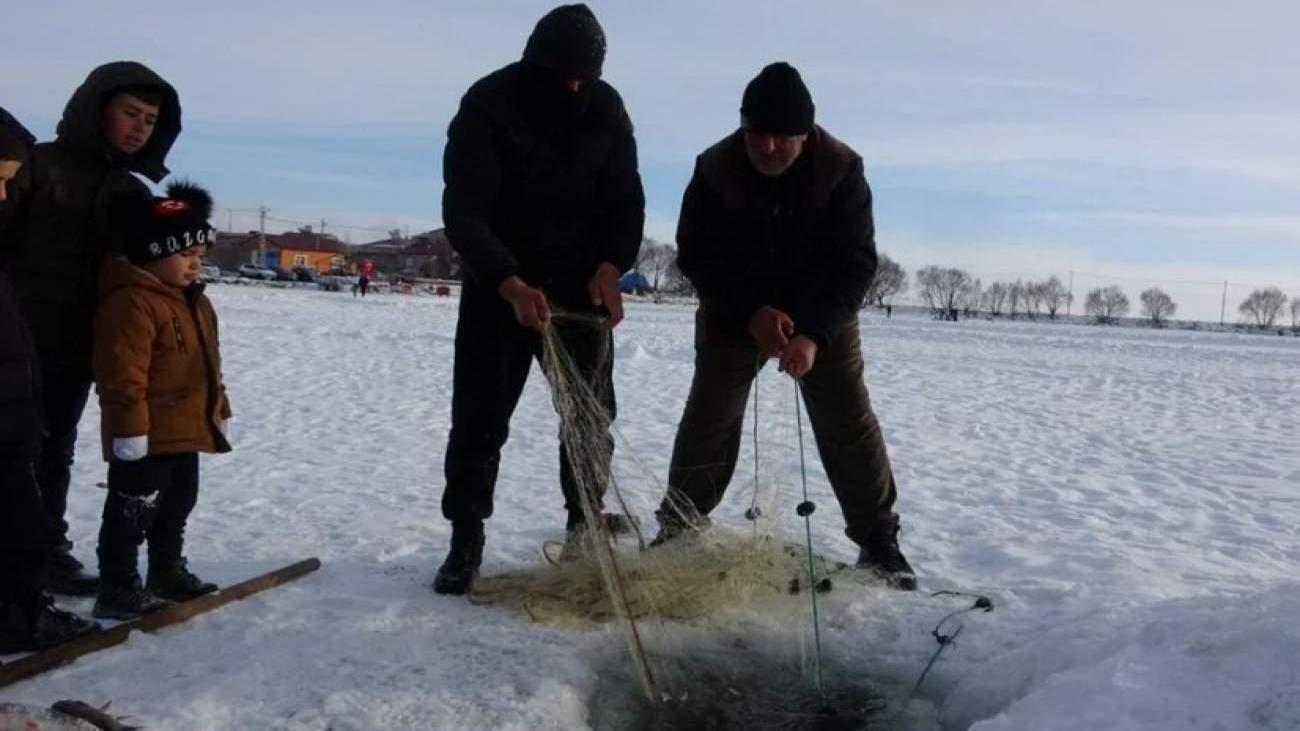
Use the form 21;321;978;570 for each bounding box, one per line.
435;4;644;595
0;62;182;595
0;107;102;652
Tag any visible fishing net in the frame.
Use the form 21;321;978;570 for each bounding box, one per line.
468;523;849;625
465;313;839;701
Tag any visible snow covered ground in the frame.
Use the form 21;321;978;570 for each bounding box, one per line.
3;285;1299;730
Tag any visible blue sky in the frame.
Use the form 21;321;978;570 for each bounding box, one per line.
6;1;1299;321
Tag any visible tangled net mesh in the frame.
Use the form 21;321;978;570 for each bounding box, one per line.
465;314;843;700
468;523;847;625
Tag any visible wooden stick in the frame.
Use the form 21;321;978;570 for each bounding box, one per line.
0;558;322;689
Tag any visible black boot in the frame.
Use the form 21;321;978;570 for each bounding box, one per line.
147;558;218;602
92;578;172;620
566;511;638;536
648;522;685;548
433;522;484;596
45;548;100;597
852;516;917;591
0;596;101;653
559;525;596;562
647;512;710;549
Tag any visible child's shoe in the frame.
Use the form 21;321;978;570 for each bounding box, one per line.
147;558;218;602
93;579;172;620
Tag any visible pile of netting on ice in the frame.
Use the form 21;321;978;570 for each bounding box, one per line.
465;312;835;627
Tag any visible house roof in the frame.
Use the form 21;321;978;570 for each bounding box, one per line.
353;240;405;254
271;231;348;254
352;228;451;258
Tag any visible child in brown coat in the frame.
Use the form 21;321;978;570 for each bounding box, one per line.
92;181;232;619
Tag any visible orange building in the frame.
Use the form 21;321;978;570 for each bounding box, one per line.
269;231;349;273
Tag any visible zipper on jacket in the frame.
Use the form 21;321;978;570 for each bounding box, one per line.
171;318;186;352
187;296;223;435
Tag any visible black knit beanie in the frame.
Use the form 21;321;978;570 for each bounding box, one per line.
112;180;217;266
522;4;607;81
740;62;815;135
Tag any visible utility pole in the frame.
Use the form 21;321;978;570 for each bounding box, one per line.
258;206;268;267
1220;280;1228;326
1066;270;1075;318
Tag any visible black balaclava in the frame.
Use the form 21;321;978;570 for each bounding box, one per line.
523;4;606;81
517;4;607;136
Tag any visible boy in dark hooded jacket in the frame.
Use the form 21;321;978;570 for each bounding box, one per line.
0;107;101;652
0;62;182;596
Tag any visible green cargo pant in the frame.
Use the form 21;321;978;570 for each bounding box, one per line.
659;309;898;538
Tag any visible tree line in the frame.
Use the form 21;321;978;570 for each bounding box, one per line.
874;257;1299;330
634;241;1299;330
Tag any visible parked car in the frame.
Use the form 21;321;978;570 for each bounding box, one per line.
238;263;277;280
292;266;320;283
199;264;222;283
271;267;296;282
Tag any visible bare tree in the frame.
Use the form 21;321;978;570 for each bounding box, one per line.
1040;276;1071;320
982;281;1009;316
663;250;695;297
1139;287;1177;327
1024;280;1046;319
634;237;676;291
1291;296;1300;328
916;266;974;320
1238;288;1288;328
1007;279;1026;319
864;253;907;308
1085;286;1130;324
962;277;983;317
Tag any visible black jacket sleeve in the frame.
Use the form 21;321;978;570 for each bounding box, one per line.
595;98;645;274
0;273;40;449
0;173;27;262
0;149;33;263
441;94;518;291
790;157;877;347
676;159;762;323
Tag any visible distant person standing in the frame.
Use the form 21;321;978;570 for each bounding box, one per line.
434;4;644;595
0;62;183;596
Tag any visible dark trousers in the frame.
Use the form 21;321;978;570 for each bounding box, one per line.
660;310;897;539
442;285;616;526
96;453;199;587
0;446;52;612
34;369;92;549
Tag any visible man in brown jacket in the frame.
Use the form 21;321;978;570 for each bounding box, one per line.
92;181;231;619
654;62;916;590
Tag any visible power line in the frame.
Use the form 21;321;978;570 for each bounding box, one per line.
216;207;417;238
264;214;395;235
